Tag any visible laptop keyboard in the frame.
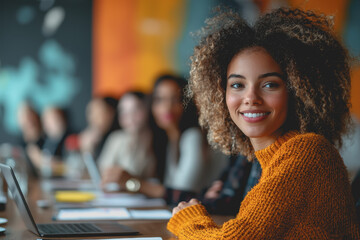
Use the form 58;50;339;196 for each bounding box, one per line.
38;223;102;234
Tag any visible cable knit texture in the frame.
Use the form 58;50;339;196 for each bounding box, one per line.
167;131;360;239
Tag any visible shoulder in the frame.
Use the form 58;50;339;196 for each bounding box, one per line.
285;132;334;153
106;130;128;142
279;132;340;167
179;128;204;150
180;127;203;141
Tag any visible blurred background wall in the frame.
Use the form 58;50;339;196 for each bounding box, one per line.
0;0;359;144
0;0;92;143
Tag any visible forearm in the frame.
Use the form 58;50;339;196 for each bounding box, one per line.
138;180;165;198
168;204;237;240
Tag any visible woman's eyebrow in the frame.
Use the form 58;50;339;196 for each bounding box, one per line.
228;72;284;80
259;72;284;79
227;74;245;80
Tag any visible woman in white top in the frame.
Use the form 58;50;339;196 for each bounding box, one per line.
99;91;156;185
150;75;207;193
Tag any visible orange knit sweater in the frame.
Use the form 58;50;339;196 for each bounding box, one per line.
167;131;360;239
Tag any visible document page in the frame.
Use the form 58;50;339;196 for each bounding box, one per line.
37;238;163;240
55;207;131;220
55;208;172;221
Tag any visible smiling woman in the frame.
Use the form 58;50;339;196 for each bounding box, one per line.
226;47;289;151
167;7;360;239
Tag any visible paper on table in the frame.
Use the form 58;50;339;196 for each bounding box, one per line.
91;197;166;207
55;208;172;221
55;207;130;220
37;238;163;240
129;209;172;220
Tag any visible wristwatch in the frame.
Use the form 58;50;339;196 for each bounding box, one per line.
125;178;141;192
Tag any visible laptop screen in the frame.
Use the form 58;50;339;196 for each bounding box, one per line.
0;163;139;238
0;163;40;235
83;152;120;192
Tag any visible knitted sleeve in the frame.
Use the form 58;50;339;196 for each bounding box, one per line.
167;133;358;239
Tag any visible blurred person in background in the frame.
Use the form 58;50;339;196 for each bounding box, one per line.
17;102;45;177
143;74;209;199
200;154;261;215
149;74;206;195
78;97;119;161
99;91;156;185
28;106;70;177
341;115;360;182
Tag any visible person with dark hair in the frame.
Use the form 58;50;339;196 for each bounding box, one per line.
26;106;70;177
201;154;261;215
77;96;119;161
17;102;45;177
149;74;207;194
167;8;359;239
99;91;156;185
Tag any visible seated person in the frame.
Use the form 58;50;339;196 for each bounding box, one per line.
167;8;359;239
98;91;156;184
201;155;261;215
17;102;44;177
30;106;70;177
164;154;262;215
340;115;360;181
78;97;119;161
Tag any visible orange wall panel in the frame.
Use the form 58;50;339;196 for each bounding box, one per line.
93;0;186;98
93;0;137;98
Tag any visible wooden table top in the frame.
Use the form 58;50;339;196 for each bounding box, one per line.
0;178;232;239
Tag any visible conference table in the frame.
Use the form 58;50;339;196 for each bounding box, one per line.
0;177;232;239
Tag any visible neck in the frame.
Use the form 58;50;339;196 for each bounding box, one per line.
133;127;150;140
23;131;40;143
250;129;283;151
166;127;180;143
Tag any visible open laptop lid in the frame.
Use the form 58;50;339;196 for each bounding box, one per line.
0;163;139;237
82;152;120;192
82;152;102;190
0;163;40;235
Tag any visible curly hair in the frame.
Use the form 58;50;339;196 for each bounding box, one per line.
187;8;352;159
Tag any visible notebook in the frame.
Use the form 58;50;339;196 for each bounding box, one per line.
0;163;139;238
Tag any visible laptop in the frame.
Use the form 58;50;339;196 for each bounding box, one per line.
41;151;120;192
82;151;102;190
0;163;138;238
82;151;120;192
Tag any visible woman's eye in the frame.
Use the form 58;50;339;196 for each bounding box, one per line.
263;82;279;88
231;83;244;89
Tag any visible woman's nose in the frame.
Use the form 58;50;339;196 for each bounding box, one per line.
244;87;262;105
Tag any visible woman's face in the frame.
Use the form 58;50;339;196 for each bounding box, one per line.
118;94;147;133
87;99;115;133
226;47;288;149
42;108;66;139
152;80;184;131
17;105;42;139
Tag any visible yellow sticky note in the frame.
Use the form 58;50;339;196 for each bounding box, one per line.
55;191;96;203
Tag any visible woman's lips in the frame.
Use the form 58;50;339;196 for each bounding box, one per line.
240;111;270;123
160;114;175;122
